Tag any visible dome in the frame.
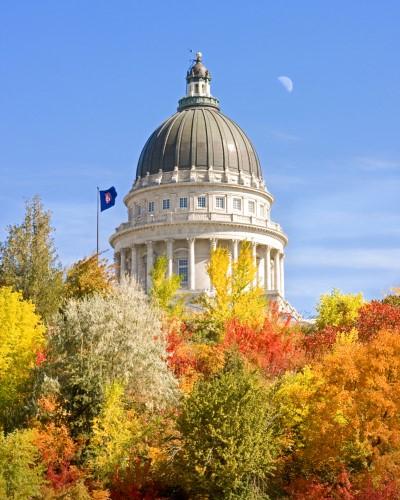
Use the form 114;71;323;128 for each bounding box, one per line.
136;107;262;180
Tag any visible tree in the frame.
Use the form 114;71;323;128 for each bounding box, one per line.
177;359;278;498
45;281;177;435
357;300;400;341
223;318;305;377
201;242;266;335
64;254;113;300
274;329;400;490
87;382;140;484
0;287;46;431
315;288;364;330
0;429;45;499
0;196;63;322
150;256;182;315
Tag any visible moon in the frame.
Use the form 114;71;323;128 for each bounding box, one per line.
277;76;293;93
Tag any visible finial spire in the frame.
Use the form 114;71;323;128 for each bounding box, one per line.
178;52;220;111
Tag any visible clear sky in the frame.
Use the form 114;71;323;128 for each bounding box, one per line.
1;1;399;316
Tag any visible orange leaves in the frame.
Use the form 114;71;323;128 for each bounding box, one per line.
34;423;80;489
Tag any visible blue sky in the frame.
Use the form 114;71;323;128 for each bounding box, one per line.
1;1;399;316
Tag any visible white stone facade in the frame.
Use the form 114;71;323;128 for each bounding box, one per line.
110;169;287;298
110;52;288;302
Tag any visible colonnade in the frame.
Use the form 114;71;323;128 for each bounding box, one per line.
118;238;285;297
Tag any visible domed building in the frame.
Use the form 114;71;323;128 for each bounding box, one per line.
110;52;288;304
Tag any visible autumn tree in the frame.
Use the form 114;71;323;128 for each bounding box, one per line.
357;300;400;341
64;254;113;300
274;329;400;490
201;242;266;335
44;281;177;435
315;288;364;330
0;196;63;322
150;256;182;315
0;287;46;431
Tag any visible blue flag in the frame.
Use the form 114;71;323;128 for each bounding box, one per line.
99;186;117;211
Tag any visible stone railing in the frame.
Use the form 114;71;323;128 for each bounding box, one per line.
115;212;283;233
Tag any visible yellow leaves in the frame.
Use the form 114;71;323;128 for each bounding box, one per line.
0;287;46;429
205;242;267;331
316;288;364;330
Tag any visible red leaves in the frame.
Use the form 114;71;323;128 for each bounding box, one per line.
35;349;46;366
357;301;400;342
223;318;304;376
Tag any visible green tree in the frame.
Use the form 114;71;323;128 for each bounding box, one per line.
0;287;46;431
45;281;177;436
150;256;182;315
0;429;45;499
0;196;63;322
64;254;113;300
177;359;278;498
315;288;364;330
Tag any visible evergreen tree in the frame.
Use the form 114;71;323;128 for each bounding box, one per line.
0;196;63;322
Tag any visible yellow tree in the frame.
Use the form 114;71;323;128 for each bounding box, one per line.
0;287;46;431
150;256;182;315
315;288;364;330
203;241;266;332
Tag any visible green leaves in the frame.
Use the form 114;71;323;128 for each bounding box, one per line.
177;361;278;497
0;196;63;323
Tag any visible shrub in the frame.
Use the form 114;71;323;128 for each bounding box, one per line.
177;360;278;498
45;281;177;435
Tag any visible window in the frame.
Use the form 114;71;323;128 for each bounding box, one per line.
148;201;155;213
162;199;170;210
179;197;188;209
259;204;264;217
215;196;225;209
137;205;142;216
233;198;242;210
178;258;188;285
197;196;206;208
248;200;255;214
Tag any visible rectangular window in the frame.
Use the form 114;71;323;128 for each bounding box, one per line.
215;196;225;209
179;197;188;209
148;201;155;213
197;196;206;208
178;258;188;285
233;198;242;210
137;205;142;216
162;199;170;210
248;200;255;214
259;204;264;217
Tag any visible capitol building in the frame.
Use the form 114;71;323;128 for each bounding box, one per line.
110;53;288;305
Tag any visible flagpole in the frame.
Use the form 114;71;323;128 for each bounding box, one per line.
96;186;100;257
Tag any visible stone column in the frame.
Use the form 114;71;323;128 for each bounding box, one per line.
232;239;239;262
166;239;173;277
188;238;196;290
252;241;257;286
146;241;153;292
130;245;137;280
264;246;271;291
274;250;281;294
120;247;127;281
280;252;285;297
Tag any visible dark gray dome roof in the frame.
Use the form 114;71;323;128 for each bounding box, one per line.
136;106;262;179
